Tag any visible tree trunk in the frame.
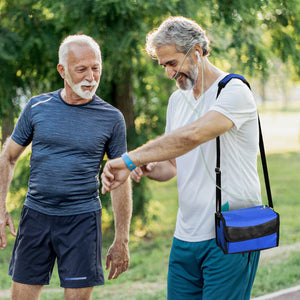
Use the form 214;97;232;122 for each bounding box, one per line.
114;71;135;131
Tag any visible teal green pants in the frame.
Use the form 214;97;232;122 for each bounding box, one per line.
168;237;260;300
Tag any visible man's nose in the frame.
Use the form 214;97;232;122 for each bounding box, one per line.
166;67;176;79
86;68;95;81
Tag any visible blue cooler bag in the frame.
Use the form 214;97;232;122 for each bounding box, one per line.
214;74;280;254
215;205;279;254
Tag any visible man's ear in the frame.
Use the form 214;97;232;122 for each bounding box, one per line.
57;64;65;79
194;45;203;57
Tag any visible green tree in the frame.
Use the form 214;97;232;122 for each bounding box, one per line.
0;0;61;146
199;0;300;101
1;0;299;224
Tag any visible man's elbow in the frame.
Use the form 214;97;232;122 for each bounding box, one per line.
181;127;206;148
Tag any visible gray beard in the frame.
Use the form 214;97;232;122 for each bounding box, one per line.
176;64;199;90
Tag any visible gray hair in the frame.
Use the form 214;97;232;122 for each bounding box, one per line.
58;34;102;68
146;16;210;57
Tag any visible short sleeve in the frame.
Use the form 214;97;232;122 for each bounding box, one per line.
209;79;257;130
106;112;127;159
11;100;33;146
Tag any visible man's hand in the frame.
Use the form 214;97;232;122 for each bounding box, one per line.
105;239;130;280
101;158;131;194
130;163;157;183
0;210;16;250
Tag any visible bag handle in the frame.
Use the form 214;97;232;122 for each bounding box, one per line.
215;74;273;214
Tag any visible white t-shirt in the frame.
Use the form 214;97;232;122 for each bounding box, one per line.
165;74;262;242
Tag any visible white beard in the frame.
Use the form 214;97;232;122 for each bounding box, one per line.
65;70;99;100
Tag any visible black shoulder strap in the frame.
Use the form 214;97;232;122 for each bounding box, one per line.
216;73;251;98
215;74;273;214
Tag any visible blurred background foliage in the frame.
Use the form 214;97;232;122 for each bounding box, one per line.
0;0;299;228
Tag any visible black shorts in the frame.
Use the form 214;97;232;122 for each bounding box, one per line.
8;206;104;288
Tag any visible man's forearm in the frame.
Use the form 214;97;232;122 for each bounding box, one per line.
146;160;177;182
0;138;25;209
0;154;16;210
128;110;233;167
129;129;192;167
110;178;132;242
100;111;232;194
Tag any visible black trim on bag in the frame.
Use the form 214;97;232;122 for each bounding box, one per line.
223;215;279;242
215;213;229;254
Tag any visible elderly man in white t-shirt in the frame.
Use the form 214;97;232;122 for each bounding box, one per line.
101;16;261;300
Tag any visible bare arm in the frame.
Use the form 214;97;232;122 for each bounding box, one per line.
105;178;132;280
131;159;176;183
132;110;233;165
101;111;233;193
0;138;26;250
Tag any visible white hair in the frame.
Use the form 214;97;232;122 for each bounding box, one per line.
58;34;102;68
146;16;210;57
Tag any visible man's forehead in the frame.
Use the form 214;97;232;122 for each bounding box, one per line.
156;45;182;65
68;44;94;55
67;44;100;63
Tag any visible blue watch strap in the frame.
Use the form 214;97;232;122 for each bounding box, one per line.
121;153;136;171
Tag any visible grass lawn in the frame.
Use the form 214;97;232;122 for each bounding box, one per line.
252;151;300;297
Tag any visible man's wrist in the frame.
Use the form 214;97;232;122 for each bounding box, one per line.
121;153;136;171
114;235;129;244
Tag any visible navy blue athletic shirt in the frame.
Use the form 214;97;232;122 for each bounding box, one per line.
11;89;127;215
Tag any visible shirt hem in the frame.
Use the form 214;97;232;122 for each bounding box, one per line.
24;200;102;216
174;232;216;243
